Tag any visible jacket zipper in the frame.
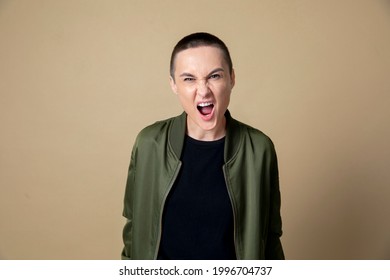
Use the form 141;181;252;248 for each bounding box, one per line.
153;161;182;259
223;166;239;260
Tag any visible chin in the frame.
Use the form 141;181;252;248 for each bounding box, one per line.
199;123;217;131
198;116;222;131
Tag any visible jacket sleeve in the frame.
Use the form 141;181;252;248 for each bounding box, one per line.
265;143;285;259
121;144;137;260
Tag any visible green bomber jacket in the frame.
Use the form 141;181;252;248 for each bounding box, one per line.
122;111;284;259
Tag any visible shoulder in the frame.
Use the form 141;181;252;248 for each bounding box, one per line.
133;115;179;147
138;116;175;137
232;118;275;150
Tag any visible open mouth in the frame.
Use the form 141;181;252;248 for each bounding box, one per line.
197;102;214;116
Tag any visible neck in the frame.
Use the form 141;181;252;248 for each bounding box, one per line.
186;117;226;141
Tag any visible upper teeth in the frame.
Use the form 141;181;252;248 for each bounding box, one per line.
198;102;213;107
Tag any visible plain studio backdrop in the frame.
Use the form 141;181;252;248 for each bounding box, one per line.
0;0;389;259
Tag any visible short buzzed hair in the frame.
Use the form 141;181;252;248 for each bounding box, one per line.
170;32;233;80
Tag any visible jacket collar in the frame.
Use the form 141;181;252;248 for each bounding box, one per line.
169;110;242;163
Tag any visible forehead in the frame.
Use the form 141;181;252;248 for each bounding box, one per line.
174;46;227;73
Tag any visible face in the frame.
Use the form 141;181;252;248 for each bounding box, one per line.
170;46;235;140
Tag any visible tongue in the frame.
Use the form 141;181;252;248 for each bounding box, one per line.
199;105;213;115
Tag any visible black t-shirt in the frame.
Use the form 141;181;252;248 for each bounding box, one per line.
158;135;236;260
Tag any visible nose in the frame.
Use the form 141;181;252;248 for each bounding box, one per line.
196;80;210;98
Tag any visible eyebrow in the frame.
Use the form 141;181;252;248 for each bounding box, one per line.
179;72;195;78
179;68;225;78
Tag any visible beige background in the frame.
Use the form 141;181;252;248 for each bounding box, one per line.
1;0;389;259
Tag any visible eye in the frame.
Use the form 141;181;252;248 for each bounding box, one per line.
183;77;195;82
209;73;221;79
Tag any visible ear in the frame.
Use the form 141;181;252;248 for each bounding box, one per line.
230;69;236;89
169;76;178;94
